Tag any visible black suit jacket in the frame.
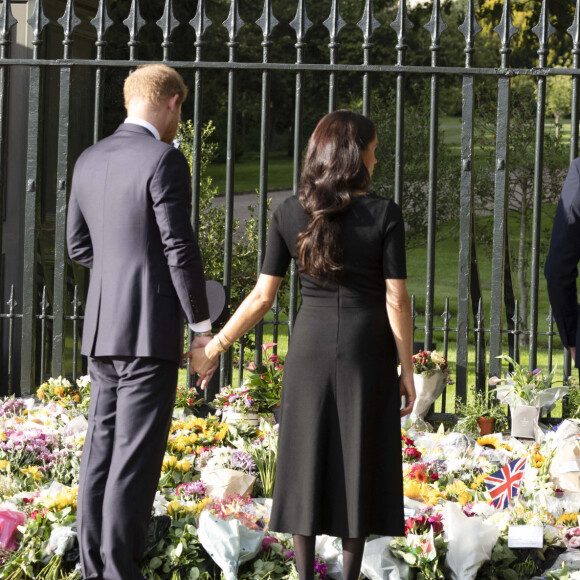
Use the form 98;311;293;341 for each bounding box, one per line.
67;123;209;364
545;157;580;367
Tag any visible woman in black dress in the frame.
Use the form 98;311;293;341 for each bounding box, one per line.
191;110;415;580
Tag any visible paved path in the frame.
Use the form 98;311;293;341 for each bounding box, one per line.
211;188;294;224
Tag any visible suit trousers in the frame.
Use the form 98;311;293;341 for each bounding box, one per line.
77;356;178;580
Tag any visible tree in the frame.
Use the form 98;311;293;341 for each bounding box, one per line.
472;82;568;339
546;65;572;142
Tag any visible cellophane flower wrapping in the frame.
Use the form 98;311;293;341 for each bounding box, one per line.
0;510;25;550
360;536;409;580
197;496;270;580
198;509;265;580
411;371;447;422
496;384;569;416
443;502;499;580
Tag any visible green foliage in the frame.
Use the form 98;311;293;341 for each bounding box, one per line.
455;390;509;436
177;120;261;318
368;82;461;248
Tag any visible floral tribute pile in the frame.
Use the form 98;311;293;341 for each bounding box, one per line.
4;376;580;578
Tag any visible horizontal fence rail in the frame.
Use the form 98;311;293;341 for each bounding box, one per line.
0;0;578;425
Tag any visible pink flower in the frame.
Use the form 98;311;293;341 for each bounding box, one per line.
403;447;422;459
262;342;277;352
568;535;580;548
246;362;257;371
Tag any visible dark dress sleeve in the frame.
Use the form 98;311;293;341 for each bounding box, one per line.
261;205;293;277
383;201;407;279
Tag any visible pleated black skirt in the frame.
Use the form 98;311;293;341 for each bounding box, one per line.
269;291;405;538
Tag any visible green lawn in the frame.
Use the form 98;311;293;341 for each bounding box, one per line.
206;151;295;194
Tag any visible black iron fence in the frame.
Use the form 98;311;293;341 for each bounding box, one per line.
0;0;578;422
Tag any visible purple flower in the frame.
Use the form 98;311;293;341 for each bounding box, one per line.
532;368;542;376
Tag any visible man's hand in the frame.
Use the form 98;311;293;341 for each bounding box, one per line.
182;336;218;389
399;374;416;417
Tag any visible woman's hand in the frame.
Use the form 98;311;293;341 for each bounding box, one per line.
191;346;218;389
399;374;416;417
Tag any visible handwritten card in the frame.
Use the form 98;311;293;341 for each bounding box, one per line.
508;525;543;548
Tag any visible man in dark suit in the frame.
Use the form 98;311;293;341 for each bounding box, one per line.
67;64;212;580
545;158;580;368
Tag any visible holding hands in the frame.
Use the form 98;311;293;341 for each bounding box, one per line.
183;330;234;389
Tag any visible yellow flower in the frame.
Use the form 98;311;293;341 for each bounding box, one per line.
195;497;211;516
477;435;501;450
20;466;43;481
162;456;178;471
470;474;486;491
557;512;579;528
444;480;470;506
0;459;9;470
167;501;185;517
531;453;545;469
403;480;441;505
0;430;6;442
177;459;191;472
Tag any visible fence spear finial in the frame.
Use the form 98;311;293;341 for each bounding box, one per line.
424;0;447;48
223;0;245;43
290;0;313;45
190;0;212;41
458;0;482;67
323;0;346;43
91;0;113;48
123;0;146;56
532;0;555;64
157;0;179;53
567;0;580;53
0;0;17;48
58;0;81;58
493;0;518;66
27;0;49;54
257;0;278;40
390;0;413;64
357;0;380;44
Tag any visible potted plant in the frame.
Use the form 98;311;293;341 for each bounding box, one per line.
411;350;453;421
212;385;260;426
455;390;508;436
243;343;284;421
489;355;569;439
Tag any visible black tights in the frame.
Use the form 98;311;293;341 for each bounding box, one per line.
292;535;366;580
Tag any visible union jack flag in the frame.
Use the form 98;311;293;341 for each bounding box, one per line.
484;457;527;509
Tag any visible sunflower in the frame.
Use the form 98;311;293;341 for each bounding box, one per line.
444;480;470;506
403;480;441;505
557;512;580;528
477;435;501;450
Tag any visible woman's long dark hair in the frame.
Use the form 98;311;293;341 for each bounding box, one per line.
296;110;376;279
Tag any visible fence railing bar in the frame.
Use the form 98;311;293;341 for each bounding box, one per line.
7;285;16;395
323;0;345;113
489;0;517;379
219;0;244;388
20;2;48;395
39;286;49;385
527;0;554;371
391;0;412;207
358;0;379;117
91;0;111;144
288;0;311;337
52;49;75;377
423;0;446;353
71;286;81;383
186;0;211;394
456;0;480;400
253;0;277;368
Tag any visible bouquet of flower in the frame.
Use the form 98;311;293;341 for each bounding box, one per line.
413;350;450;378
197;493;266;580
244;343;284;413
36;377;80;407
174;383;202;411
409;351;452;423
213;386;259;416
490;355;568;412
390;506;447;579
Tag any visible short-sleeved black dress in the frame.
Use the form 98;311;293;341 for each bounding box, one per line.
261;193;406;539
